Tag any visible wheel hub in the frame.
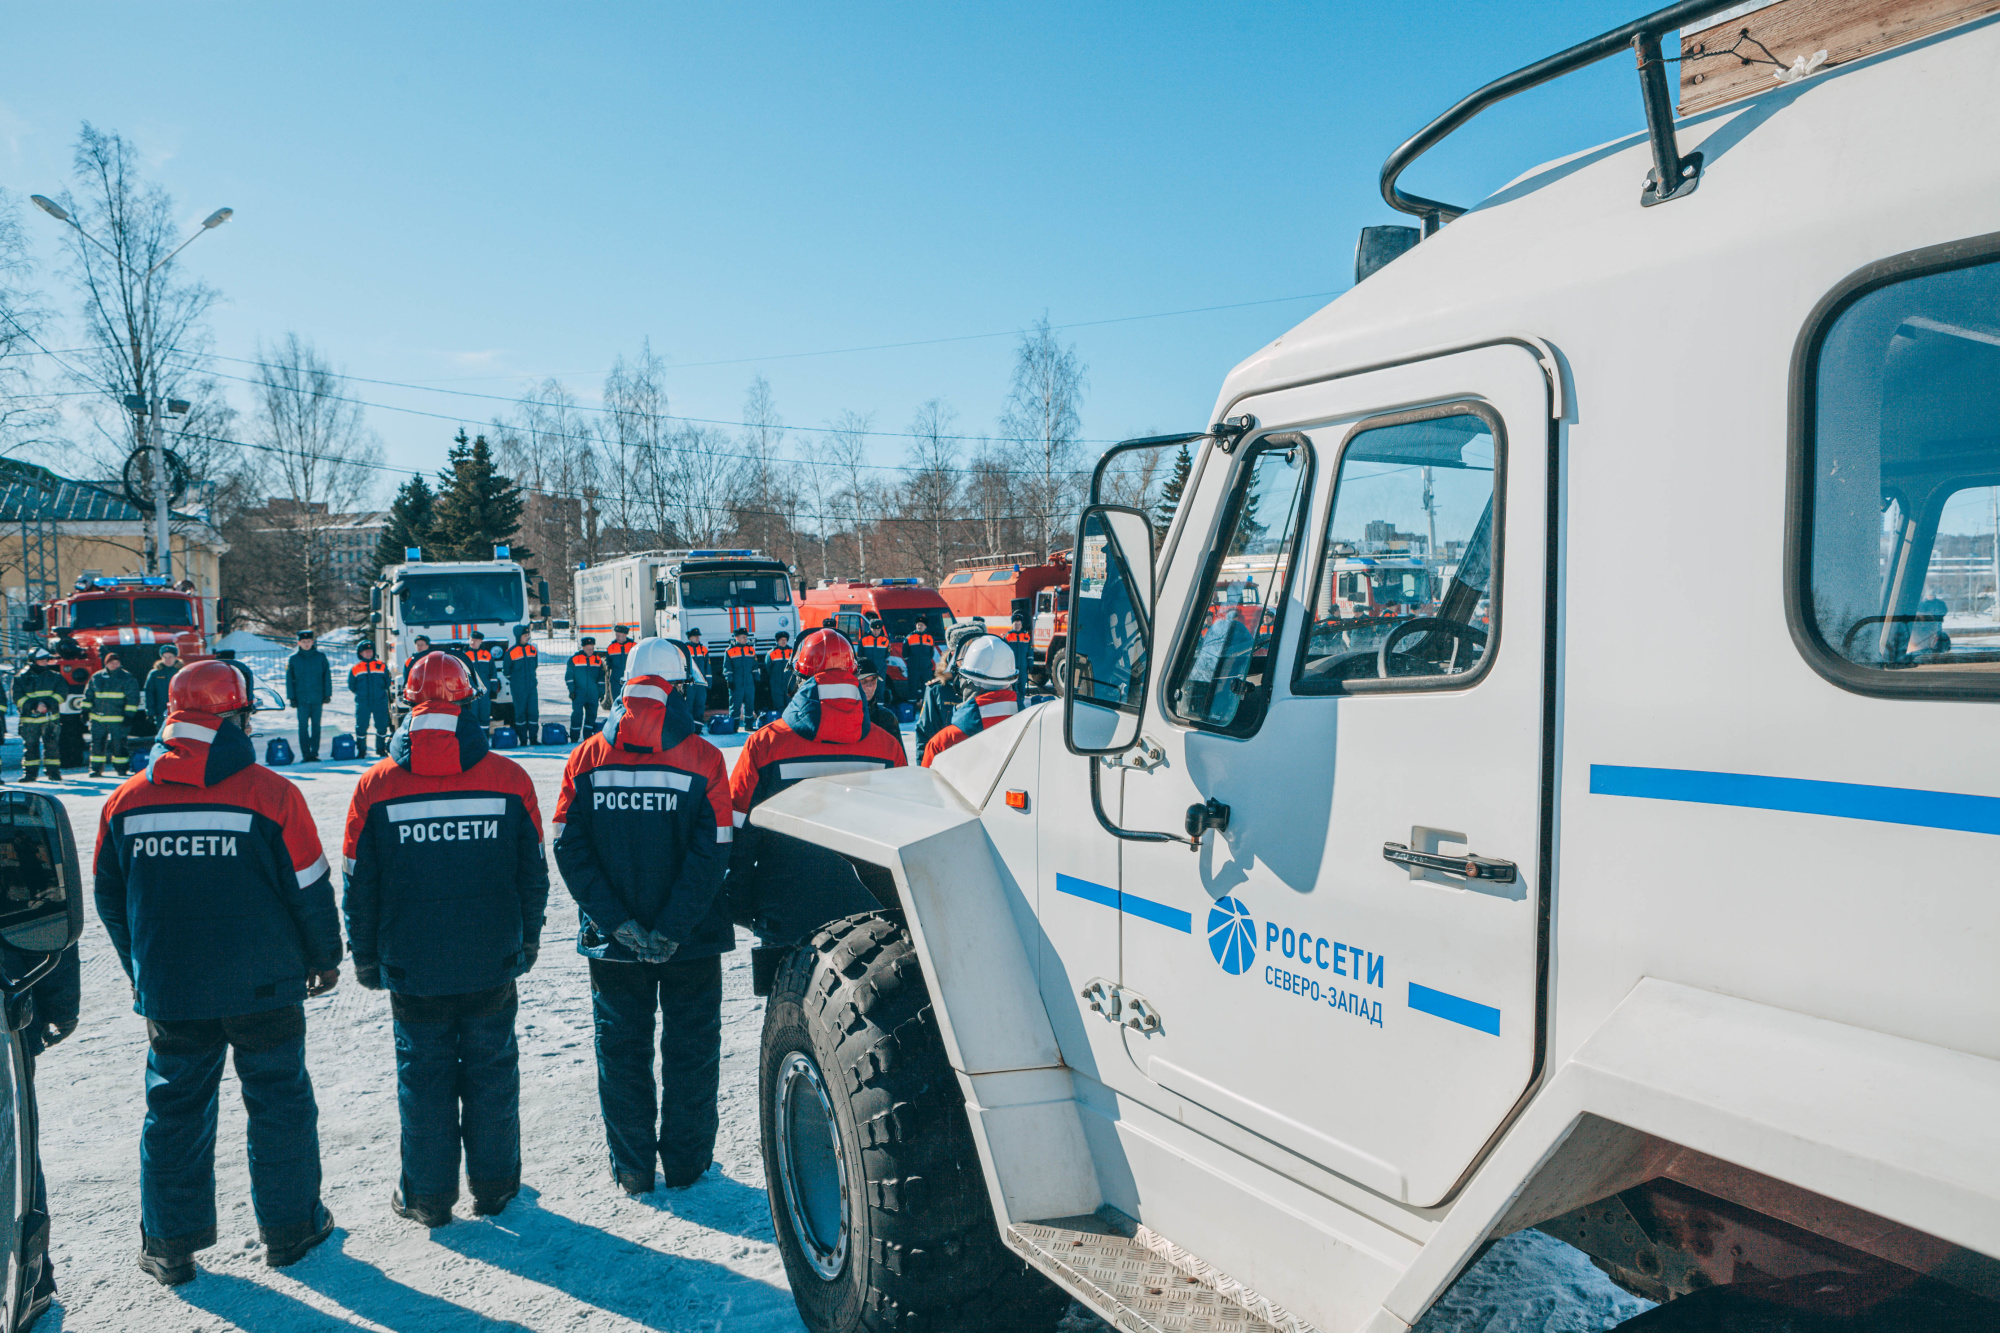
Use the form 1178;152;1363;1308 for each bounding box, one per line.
774;1049;850;1280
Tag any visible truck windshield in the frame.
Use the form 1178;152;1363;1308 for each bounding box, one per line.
1371;569;1428;604
68;599;131;629
680;573;789;608
134;596;195;628
400;572;524;626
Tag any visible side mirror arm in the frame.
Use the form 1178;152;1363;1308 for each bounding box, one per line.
1090;760;1196;848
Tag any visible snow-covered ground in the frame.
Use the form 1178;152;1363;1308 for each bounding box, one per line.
18;670;1644;1332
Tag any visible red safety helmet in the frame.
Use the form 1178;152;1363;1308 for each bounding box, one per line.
792;628;856;678
404;650;476;703
167;659;251;714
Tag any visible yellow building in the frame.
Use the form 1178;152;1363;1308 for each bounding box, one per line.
1;475;228;641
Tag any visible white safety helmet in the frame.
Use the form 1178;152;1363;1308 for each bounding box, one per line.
956;633;1018;692
625;636;689;683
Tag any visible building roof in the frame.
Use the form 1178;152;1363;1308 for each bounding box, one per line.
0;475;207;525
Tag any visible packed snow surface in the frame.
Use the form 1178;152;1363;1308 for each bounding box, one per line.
24;676;1644;1331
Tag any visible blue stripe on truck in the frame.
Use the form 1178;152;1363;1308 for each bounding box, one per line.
1590;764;2000;835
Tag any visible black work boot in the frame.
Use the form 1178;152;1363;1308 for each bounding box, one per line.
612;1166;653;1196
262;1205;335;1268
138;1231;202;1287
390;1188;454;1228
18;770;35;783
89;766;103;778
469;1176;519;1217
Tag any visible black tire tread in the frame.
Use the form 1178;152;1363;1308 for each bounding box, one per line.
765;911;1069;1333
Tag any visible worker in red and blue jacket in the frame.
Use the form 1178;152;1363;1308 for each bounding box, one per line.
342;651;548;1228
94;661;340;1286
723;627;760;728
727;629;906;941
348;643;392;757
466;629;498;731
920;633;1022;767
566;636;606;738
764;631;795;709
552;637;734;1195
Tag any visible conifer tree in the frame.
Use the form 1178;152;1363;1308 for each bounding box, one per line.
430;429;527;563
372;473;436;574
1157;442;1192;529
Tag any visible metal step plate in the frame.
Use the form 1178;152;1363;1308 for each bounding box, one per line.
1009;1217;1316;1333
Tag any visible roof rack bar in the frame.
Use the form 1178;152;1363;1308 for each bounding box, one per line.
1381;0;1719;231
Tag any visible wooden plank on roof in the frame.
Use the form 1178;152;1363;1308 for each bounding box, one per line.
1679;0;2000;115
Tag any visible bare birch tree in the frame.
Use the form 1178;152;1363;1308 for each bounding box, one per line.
1000;315;1086;559
826;411;875;581
49;125;239;534
898;398;961;584
242;334;384;631
740;375;785;559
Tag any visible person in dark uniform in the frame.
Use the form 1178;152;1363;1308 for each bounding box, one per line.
15;650;66;782
348;644;393;757
856;615;890;679
900;621;937;700
143;645;181;729
343;652;548;1226
84;650;142;777
553;638;733;1194
723;628;759;728
567;637;606;737
763;631;795;710
603;626;634;701
52;631;91;773
466;630;497;731
95;661;340;1284
682;628;710;718
506;627;541;742
286;630;333;763
1003;612;1034;697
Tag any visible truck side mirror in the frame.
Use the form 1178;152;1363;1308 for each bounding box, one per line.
0;790;85;990
24;605;43;631
369;586;381;612
1064;505;1155;757
538;579;551;605
369;611;381;626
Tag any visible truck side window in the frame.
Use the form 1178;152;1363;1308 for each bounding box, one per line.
1166;436;1310;735
1796;247;2000;695
1295;406;1501;693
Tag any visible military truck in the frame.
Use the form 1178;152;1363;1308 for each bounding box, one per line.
741;2;2000;1330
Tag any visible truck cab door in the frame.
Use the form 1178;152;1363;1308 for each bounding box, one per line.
1105;344;1555;1206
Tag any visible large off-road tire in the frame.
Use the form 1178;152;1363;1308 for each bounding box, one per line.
760;911;1069;1333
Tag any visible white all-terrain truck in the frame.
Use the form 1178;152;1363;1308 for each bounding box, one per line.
740;3;2000;1329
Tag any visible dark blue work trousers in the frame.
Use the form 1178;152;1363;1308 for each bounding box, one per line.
588;955;721;1186
141;1005;323;1254
296;704;324;759
355;698;391;747
391;982;521;1205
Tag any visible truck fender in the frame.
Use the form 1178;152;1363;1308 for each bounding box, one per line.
1365;978;2000;1330
752;764;1103;1224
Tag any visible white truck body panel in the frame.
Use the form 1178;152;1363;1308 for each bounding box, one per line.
376;558;530;679
574;551;798;651
754;15;2000;1330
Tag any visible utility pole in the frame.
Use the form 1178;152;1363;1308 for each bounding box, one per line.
125;393;189;577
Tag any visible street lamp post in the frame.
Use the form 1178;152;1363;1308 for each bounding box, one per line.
30;195;231;579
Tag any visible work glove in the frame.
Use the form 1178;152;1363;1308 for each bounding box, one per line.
306;969;340;997
612;919;657;960
646;930;681;963
520;945;539;974
354;964;383;991
39;1018;76;1049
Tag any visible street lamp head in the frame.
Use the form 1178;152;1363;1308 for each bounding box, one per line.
201;208;232;229
29;195;70;223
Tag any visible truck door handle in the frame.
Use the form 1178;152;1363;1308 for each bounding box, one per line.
1382;841;1517;883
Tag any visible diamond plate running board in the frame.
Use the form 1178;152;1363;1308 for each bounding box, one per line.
1007;1217;1318;1333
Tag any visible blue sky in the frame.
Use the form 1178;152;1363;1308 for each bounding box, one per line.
4;1;1668;495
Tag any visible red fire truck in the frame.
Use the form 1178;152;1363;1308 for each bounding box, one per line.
29;576;212;764
938;551;1071;689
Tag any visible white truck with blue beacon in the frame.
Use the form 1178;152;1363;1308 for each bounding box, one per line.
740;3;2000;1331
572;549;797;649
369;546;543;718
